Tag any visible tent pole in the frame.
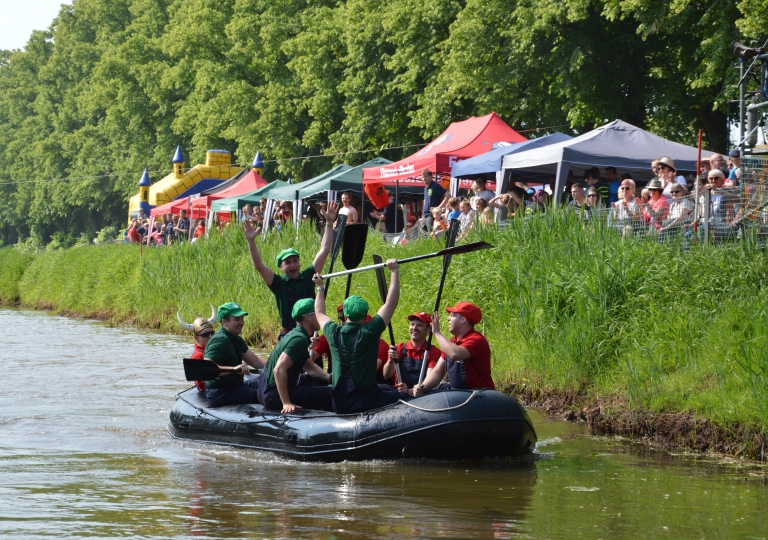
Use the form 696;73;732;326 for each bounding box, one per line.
553;159;570;209
395;179;399;234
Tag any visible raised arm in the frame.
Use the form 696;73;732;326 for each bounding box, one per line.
243;220;275;286
312;273;331;328
376;259;400;325
430;311;470;360
312;201;338;273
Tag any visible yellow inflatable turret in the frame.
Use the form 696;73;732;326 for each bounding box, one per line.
128;147;241;220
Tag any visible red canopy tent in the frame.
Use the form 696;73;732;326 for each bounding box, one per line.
362;113;526;190
150;170;267;218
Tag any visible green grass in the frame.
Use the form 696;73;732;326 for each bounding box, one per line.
2;213;768;436
0;248;34;304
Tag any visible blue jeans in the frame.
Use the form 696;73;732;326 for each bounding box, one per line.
205;376;260;407
256;373;333;411
332;377;412;414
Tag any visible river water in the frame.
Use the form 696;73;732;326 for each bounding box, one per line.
0;308;766;539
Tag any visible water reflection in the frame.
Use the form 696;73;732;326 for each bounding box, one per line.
0;308;766;539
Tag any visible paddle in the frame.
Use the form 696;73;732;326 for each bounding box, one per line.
183;358;247;381
324;214;347;294
417;217;460;386
372;253;402;384
320;240;492;280
341;223;369;298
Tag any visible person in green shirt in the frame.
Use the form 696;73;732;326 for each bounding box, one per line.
311;261;412;414
256;298;333;413
243;201;338;341
204;302;266;408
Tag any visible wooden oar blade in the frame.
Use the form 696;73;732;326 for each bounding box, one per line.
183;358;225;381
341;224;369;270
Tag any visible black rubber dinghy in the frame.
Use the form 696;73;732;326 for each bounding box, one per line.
168;386;537;462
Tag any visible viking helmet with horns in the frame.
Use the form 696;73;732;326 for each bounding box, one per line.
177;304;217;336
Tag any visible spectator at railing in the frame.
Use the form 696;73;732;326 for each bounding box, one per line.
507;186;526;217
586;187;603;212
659;184;693;237
126;220;141;243
709;153;728;177
605;167;620;204
488;194;512;222
643;179;670;230
458;200;476;233
475;197;489;217
151;221;164;245
568;182;594;220
242;204;254;222
480;207;494;226
193;219;206;241
470;178;495;210
446;197;461;221
727;149;740;187
656;157;685;197
431;207;448;239
175;210;190;242
585;167;610;206
612;179;641;236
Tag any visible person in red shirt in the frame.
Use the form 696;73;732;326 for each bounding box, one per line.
311;304;391;384
193;219;206;239
426;302;494;392
126;220;141;243
383;312;442;394
178;309;217;393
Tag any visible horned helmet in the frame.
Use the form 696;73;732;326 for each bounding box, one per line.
177;304;217;336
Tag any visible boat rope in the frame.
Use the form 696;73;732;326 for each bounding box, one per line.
398;391;480;412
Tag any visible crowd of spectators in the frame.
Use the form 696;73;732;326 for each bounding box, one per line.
120;148;753;247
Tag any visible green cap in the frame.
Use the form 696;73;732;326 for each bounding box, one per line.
217;302;248;322
275;248;300;267
291;298;315;321
343;296;369;322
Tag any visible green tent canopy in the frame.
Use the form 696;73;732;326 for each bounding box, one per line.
266;163;353;202
210;180;289;212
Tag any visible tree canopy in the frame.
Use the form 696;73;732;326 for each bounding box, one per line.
0;0;763;245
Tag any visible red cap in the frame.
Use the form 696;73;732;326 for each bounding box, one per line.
446;302;482;325
336;304;345;313
407;312;432;324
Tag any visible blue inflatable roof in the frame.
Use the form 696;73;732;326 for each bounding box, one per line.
172;146;184;163
451;132;573;177
252;151;264;169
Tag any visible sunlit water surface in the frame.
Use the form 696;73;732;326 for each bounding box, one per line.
0;308;766;539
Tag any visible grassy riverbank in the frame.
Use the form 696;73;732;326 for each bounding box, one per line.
2;214;767;457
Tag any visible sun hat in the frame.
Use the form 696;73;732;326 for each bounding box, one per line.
217;302;248;322
646;179;663;190
343;296;369;321
291;298;315;321
446;302;482;325
275;248;300;267
658;156;676;172
407;312;432;324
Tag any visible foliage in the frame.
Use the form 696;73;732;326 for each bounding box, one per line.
0;247;34;303
0;0;764;244
3;217;768;434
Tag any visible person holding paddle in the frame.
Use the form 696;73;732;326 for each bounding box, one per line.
312;262;412;414
383;312;443;394
243;201;338;340
413;302;495;396
256;299;333;413
203;302;266;407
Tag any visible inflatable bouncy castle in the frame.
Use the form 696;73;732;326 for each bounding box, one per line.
127;147;241;221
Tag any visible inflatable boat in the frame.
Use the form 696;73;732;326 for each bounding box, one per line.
168;386;537;461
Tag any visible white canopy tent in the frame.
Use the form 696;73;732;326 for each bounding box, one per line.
501;120;714;205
